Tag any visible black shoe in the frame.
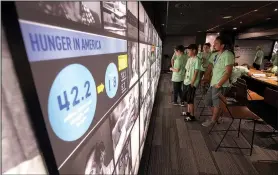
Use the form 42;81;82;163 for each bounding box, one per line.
181;112;190;116
184;115;196;122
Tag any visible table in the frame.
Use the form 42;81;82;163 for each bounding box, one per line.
243;69;278;96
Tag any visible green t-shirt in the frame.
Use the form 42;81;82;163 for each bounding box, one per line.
270;66;278;74
230;66;249;84
254;50;264;65
183;56;201;87
171;54;188;82
197;52;212;72
271;53;278;67
210;50;235;87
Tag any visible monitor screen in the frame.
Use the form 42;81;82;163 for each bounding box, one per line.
14;1;161;174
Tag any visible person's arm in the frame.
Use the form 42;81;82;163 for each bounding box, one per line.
202;63;213;82
191;70;199;87
170;58;180;72
215;65;233;88
171;53;176;67
191;58;201;86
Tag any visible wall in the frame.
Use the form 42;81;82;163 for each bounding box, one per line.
235;39;274;66
162;36;196;71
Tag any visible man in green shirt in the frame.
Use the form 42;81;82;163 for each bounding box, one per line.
202;36;235;127
253;46;264;70
181;44;201;121
170;45;188;105
271;52;278;67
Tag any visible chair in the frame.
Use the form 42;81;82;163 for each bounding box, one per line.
209;93;260;156
264;88;278;133
197;83;211;118
237;78;264;101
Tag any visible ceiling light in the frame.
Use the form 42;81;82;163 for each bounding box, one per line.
161;24;165;26
217;32;220;35
275;9;277;11
223;16;232;19
240;21;243;24
233;27;237;30
266;18;271;20
254;9;258;12
197;31;202;32
180;12;183;15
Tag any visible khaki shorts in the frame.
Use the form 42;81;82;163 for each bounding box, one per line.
205;86;230;107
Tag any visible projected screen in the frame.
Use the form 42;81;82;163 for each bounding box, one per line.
15;1;161;174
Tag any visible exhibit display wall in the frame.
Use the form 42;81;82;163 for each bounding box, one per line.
3;2;162;174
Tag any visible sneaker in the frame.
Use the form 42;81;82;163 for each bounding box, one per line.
180;102;185;107
184;115;196;122
202;119;216;127
171;102;179;106
181;112;190;116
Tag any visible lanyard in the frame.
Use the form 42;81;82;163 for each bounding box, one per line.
213;51;224;65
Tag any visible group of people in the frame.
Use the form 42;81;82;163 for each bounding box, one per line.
169;35;273;127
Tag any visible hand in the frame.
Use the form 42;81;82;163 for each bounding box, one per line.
170;67;173;71
190;82;194;87
214;84;221;89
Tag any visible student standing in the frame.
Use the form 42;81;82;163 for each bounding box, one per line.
198;43;212;78
202;36;235;127
253;46;264;70
181;44;201;121
170;45;187;105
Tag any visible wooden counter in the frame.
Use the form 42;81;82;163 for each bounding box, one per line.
243;69;278;96
249;69;278;87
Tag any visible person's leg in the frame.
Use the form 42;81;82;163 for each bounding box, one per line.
202;87;221;127
184;86;196;121
172;82;179;104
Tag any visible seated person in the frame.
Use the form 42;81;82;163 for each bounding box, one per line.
230;63;252;84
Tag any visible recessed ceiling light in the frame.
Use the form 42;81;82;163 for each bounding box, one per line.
254;9;258;12
275;9;278;12
180;12;183;15
162;24;165;26
240;21;243;24
233;27;237;30
223;16;232;19
217;32;220;35
197;31;202;32
266;18;271;20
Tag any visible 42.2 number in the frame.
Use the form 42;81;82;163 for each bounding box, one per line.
57;81;91;111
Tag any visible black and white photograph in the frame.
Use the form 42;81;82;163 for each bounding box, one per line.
128;41;139;88
21;2;102;28
144;90;152;139
148;45;156;65
103;1;127;36
148;23;153;44
130;117;139;172
115;138;132;175
139;2;146;42
60;118;114;175
127;2;138;39
139;101;146;147
139;43;147;76
110;82;139;164
139;71;148;107
153;29;157;46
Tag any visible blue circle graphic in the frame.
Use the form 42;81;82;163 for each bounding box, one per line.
48;64;97;141
105;63;119;98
